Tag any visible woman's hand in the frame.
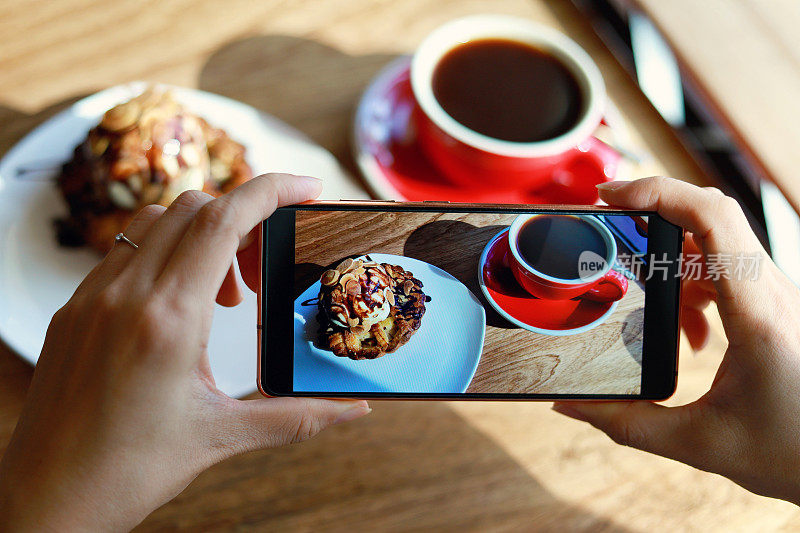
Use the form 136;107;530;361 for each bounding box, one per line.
553;177;800;504
0;174;371;531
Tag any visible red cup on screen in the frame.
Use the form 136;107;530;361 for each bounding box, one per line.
507;214;628;302
410;15;618;191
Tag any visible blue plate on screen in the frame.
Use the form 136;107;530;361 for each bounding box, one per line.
293;254;486;393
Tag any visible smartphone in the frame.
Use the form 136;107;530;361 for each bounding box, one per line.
259;201;682;400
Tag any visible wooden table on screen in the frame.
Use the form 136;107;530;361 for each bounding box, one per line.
3;0;800;530
296;210;644;395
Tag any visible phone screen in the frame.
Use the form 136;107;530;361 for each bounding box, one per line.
262;204;681;399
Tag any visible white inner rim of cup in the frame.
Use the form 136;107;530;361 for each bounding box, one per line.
508;214;617;285
411;15;606;158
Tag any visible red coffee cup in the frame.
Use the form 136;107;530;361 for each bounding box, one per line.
507;214;628;302
410;15;619;191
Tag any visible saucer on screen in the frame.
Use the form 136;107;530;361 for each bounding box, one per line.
353;56;621;203
478;230;619;335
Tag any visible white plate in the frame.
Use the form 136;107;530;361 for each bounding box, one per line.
0;82;367;398
293;254;486;393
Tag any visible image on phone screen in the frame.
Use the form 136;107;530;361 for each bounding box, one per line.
262;206;680;399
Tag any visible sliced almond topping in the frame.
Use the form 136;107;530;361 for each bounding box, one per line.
352;258;364;270
338;272;356;289
345;279;361;295
90;136;109;156
351;325;365;335
336;257;354;273
321;269;339;286
330;305;349;324
386;288;396;306
107;181;137;210
101;101;141;132
132;87;167;110
403;280;414;296
127;174;143;193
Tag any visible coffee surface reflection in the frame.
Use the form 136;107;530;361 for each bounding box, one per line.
516;215;607;280
432;38;584;143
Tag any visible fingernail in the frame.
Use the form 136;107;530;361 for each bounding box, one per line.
551;403;590;423
299;175;323;183
596;181;631;191
333;402;372;425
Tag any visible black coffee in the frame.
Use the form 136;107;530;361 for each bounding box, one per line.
516;215;606;279
432;38;584;143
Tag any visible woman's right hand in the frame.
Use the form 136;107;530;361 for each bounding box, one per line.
553;177;800;505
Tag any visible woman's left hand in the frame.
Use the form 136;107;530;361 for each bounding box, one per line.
0;173;371;531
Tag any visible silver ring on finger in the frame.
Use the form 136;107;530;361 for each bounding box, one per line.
114;232;139;250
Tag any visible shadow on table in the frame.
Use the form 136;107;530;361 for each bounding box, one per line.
622;307;645;366
198;34;397;181
403;220;516;328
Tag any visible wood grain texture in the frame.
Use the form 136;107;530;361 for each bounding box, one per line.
296;210;643;394
2;0;799;530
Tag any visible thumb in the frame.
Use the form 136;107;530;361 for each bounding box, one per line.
552;400;722;470
597;177;772;344
221;397;371;454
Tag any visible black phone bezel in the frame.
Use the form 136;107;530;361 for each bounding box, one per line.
260;202;682;400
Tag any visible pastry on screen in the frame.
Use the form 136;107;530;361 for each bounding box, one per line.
317;257;429;360
56;87;252;253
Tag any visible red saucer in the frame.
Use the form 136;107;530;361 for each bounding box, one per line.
478;230;618;335
353;56;617;203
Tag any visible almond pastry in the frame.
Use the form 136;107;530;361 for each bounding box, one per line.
56;86;253;253
318;257;430;360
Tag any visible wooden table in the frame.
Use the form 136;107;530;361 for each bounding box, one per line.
296;210;644;395
2;0;800;530
635;0;800;214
